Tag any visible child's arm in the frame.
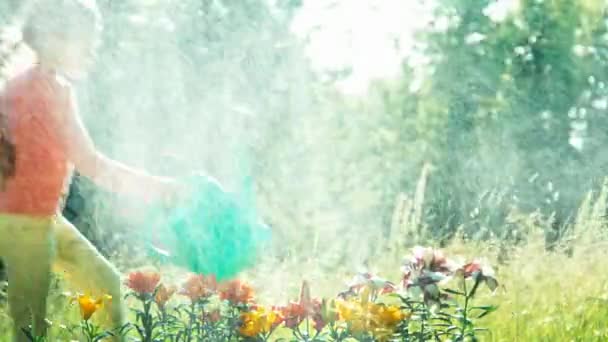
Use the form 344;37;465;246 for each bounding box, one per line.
53;79;178;202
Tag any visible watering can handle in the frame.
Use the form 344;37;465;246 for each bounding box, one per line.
144;172;217;256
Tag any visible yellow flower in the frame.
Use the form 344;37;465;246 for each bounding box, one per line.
265;312;279;334
72;294;112;321
376;304;409;328
239;306;281;337
336;299;360;321
336;299;410;336
373;327;396;342
336;299;372;333
350;318;367;333
359;285;371;305
239;312;261;337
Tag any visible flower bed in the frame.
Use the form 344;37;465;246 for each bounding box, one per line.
53;246;500;341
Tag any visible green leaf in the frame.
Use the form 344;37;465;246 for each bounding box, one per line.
92;331;114;342
477;309;497;319
443;288;466;296
471;305;497;311
434;316;454;323
436;311;455;317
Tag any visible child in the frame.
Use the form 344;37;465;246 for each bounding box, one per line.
0;1;180;341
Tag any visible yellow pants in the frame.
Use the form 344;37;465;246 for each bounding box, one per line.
0;214;125;342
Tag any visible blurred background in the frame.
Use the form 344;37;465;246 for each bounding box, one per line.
1;0;607;291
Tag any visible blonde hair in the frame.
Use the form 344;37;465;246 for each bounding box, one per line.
22;0;102;55
0;0;101;78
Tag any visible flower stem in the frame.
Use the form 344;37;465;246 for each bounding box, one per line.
227;306;236;342
461;279;469;341
143;298;153;342
160;308;168;340
186;301;196;342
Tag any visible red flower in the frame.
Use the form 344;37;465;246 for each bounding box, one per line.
401;246;456;290
278;281;327;331
279;302;307;328
400;246;461;306
219;280;255;305
458;260;499;292
462;261;482;277
125;271;161;295
310;299;327;332
179;274;218;302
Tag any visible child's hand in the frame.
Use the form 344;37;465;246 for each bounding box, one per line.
158;178;187;207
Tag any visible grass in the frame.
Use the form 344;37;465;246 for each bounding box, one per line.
476;239;608;341
1;237;608;340
2;182;608;340
430;239;608;341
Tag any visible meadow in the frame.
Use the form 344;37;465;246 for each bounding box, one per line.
2;184;608;341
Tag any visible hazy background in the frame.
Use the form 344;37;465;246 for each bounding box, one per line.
2;0;608;292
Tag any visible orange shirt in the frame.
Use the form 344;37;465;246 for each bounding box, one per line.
0;65;69;216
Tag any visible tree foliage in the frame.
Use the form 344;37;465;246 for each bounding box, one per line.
3;0;608;267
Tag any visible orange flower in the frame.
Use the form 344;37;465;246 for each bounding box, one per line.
179;274;217;302
154;284;176;308
72;294;112;321
219;279;255;305
125;271;161;295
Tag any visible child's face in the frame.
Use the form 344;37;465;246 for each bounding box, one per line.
42;24;101;80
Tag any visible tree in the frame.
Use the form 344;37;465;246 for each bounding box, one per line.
410;0;608;242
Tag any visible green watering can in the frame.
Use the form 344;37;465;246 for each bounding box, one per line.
146;174;272;281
